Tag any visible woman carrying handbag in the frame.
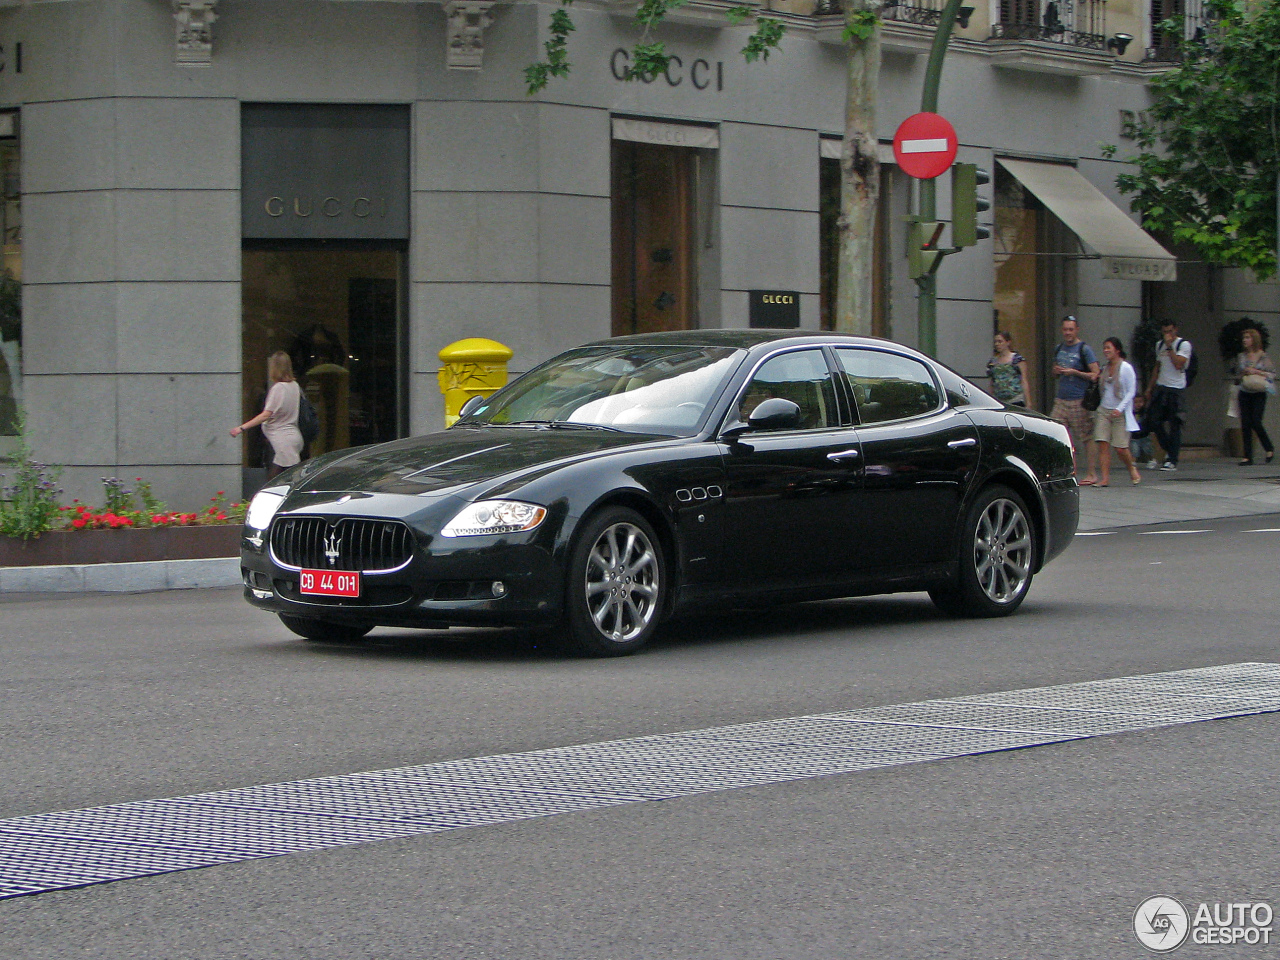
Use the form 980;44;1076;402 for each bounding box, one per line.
1234;328;1275;465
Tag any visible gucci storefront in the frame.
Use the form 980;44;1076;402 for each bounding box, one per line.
0;0;1250;505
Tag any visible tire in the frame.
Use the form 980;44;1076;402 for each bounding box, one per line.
278;614;372;644
929;484;1036;618
563;507;667;657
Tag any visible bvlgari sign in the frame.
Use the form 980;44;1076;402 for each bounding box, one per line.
241;104;409;241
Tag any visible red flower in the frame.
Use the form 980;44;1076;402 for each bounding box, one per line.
216;513;227;521
71;518;86;529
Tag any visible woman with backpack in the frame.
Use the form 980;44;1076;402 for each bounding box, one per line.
230;350;304;481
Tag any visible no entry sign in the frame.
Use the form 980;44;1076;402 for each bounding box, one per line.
893;113;958;180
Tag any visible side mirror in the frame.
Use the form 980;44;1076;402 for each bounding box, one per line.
746;397;802;432
457;395;486;420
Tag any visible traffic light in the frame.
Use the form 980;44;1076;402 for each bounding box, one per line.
951;162;991;248
908;219;945;279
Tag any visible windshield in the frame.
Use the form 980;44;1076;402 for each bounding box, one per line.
458;345;743;436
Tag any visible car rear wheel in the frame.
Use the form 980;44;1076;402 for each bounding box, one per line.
564;507;666;656
929;484;1035;618
278;614;372;644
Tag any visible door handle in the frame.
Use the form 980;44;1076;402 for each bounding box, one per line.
947;437;978;450
826;448;861;462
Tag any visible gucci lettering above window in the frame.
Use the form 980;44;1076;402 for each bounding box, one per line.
611;49;723;91
241;104;409;241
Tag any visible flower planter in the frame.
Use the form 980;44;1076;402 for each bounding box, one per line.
0;525;243;567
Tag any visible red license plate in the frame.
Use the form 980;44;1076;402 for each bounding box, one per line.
299;569;361;597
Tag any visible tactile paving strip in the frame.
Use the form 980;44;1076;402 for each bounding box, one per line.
2;662;1279;900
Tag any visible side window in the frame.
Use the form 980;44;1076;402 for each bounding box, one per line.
836;349;940;425
738;349;839;430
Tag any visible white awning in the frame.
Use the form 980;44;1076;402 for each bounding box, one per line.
998;158;1177;282
611;118;719;150
820;138;895;164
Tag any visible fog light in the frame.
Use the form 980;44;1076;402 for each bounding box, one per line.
491;581;507;598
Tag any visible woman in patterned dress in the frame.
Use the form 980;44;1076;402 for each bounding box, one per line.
987;331;1031;407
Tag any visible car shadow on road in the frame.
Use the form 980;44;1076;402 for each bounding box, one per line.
252;591;1053;663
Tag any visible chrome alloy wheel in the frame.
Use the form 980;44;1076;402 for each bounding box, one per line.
973;497;1032;605
584;521;660;643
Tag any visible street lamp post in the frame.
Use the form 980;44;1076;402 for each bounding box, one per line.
916;0;968;358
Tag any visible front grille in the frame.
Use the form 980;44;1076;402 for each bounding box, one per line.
270;516;415;573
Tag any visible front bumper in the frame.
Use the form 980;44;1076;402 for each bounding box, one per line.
239;523;564;629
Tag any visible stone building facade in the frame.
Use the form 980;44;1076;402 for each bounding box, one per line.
0;0;1273;504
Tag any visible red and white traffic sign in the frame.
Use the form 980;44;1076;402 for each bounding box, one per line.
893;113;958;180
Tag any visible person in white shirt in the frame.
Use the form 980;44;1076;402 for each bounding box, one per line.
230;351;303;480
1143;320;1192;470
1087;337;1141;486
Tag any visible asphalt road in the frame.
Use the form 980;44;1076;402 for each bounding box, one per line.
1;515;1278;959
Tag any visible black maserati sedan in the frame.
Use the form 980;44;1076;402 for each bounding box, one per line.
240;331;1078;655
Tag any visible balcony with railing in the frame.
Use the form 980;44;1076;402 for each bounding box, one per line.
1146;0;1211;62
813;0;944;24
812;0;952;54
990;0;1108;50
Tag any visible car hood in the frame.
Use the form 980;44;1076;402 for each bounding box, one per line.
297;427;670;497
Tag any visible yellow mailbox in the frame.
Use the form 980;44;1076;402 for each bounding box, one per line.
438;338;514;426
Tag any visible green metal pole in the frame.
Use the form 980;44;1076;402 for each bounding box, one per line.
915;0;967;358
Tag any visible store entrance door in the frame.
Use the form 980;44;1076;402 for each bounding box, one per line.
611;141;698;336
241;245;404;494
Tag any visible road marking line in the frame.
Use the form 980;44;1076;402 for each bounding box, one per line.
1075;531;1115;536
1137;529;1212;535
1244;528;1280;533
2;663;1279;900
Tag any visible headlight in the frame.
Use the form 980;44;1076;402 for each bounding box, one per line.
246;488;287;530
440;500;547;538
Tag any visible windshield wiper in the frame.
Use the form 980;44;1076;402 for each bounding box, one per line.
492;420;624;432
547;421;624;433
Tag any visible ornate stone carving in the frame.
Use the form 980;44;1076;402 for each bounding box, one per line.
444;1;496;70
173;0;219;67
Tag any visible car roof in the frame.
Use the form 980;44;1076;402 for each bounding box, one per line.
585;329;905;351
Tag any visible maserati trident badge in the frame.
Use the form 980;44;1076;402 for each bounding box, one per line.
324;530;340;566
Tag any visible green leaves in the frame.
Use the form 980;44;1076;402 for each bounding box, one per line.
842;10;880;43
742;16;785;63
524;0;576;95
1112;0;1280;279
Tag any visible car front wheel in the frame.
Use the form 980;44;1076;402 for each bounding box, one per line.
278;614;372;644
564;507;666;656
930;484;1035;617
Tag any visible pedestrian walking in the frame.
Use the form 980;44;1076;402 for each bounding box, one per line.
1233;326;1275;465
231;350;303;481
1144;320;1192;471
1085;337;1142;486
987;330;1032;407
1050;316;1100;484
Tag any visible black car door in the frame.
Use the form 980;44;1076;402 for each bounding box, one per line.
716;347;866;593
834;347;980;570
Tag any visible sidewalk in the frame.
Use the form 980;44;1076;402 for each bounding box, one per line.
1077;451;1280;531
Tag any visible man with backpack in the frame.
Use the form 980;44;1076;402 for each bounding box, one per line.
1144;320;1195;471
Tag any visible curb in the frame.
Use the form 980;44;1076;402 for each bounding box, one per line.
0;557;241;594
